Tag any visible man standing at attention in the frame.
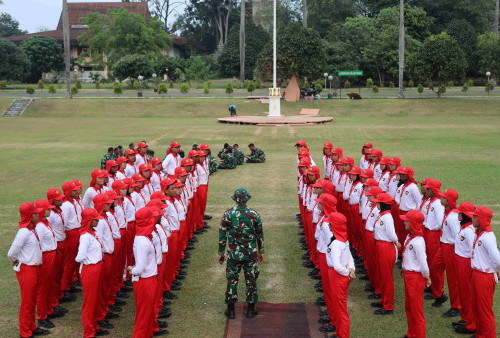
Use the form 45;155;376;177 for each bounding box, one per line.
219;188;264;319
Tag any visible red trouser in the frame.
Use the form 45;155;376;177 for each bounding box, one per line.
404;271;426;338
318;253;335;326
127;221;136;269
37;250;56;320
177;222;186;271
393;209;407;255
349;204;363;257
81;262;102;338
62;228;80;291
165;231;180;290
96;253;113;321
112;238;123;297
118;229;128;289
198;184;208;220
328;267;351;338
424;230;441;289
50;241;66;311
455;255;475;331
363;230;380;294
133;276;157;338
153;254;167;333
375;241;396;310
17;264;41;338
430;243;460;307
471;270;496;338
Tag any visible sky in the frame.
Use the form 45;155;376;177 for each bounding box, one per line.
1;0;132;33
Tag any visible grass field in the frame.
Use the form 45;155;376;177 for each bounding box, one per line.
0;97;499;337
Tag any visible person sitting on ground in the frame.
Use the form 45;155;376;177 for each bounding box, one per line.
101;147;115;169
232;144;245;165
218;143;233;159
218;152;237;170
245;144;266;163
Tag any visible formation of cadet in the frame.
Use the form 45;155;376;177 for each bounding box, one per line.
218;188;264;319
8;140;215;338
217;143;266;169
296;139;500;338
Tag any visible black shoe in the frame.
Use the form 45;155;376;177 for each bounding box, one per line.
432;294;448;308
299;237;306;243
316;287;323;293
365;285;375;292
114;298;126;306
95;329;110;336
315;281;322;288
225;303;236;319
357;268;367;274
247;303;258;318
443;308;461;318
318;317;331;324
170;283;181;291
116;291;129;299
178;270;187;276
371;302;383;308
315;300;326;306
319;310;328;317
303;261;315;268
308;269;319;276
298;231;305;236
47;308;65;319
183;252;191;259
360;275;370;281
53;305;68;314
164;300;172;306
175;275;186;281
374;308;393;315
453;320;467;328
108;305;122;312
69;286;81;293
180;265;188;270
180;259;190;264
37;319;54;329
59;291;76;303
164;291;178;299
97;320;114;329
158;320;168;328
368;293;381;300
455;325;475;334
73;280;82;288
186;246;195;251
124;280;133;287
106;312;119;320
158;308;172;319
153;329;169;336
311;274;321;280
424;286;432;294
203;214;212;220
319;324;336;332
32;328;50;336
424;294;435;300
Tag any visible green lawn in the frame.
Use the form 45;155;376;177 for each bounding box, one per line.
0;98;499;337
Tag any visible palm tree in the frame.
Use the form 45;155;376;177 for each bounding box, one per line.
240;0;245;87
398;0;404;99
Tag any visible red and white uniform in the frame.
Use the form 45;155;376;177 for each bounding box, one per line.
162;153;181;176
396;182;420;211
131;190;147;210
378;171;390;192
360;156;370;170
323;155;332;180
423;198;444;269
135;153;148;170
150;171;162;192
372;163;382;181
374;211;397;311
125;162;138;178
387;174;399;198
82;186;102;209
60;198;83;292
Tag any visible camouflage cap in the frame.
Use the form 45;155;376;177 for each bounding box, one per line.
232;188;251;203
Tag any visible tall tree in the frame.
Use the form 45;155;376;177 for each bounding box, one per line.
307;0;361;38
0;39;30;81
20;36;64;82
0;13;28;37
495;0;499;37
240;0;245;85
476;33;500;75
62;0;72;98
398;0;404;99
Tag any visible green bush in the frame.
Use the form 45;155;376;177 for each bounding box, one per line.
180;83;189;93
255;80;261;89
225;82;233;95
57;81;62;89
428;82;434;91
366;78;373;88
71;85;78;96
169;80;174;88
461;83;469;93
245;79;250;88
316;83;323;92
247;81;255;92
417;84;424;93
467;79;474;87
344;80;351;89
389;81;395;88
48;84;56;94
113;82;122;95
206;80;212;89
158;82;167;94
408;80;414;87
203;85;210;94
37;79;45;89
447;80;454;87
173;68;183;81
95;81;101;89
0;81;7;89
485;81;494;94
372;85;379;93
439;84;446;96
26;86;34;95
75;80;82;89
233;81;241;89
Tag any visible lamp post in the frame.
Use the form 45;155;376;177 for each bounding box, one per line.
486;71;492;95
323;73;328;89
165;68;169;82
152;73;158;92
137;75;144;97
487;71;491;83
328;75;333;93
268;0;281;117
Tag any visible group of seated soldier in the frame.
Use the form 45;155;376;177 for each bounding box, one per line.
217;143;266;169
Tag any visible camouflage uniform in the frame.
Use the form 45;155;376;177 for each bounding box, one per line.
246;147;266;163
100;153;116;169
219;197;264;304
233;149;245;165
218;153;237;169
208;155;218;175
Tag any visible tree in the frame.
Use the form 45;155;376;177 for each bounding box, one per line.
255;22;326;81
184;55;210;82
307;0;361;38
217;19;270;79
0;13;28;37
153;55;185;80
20;36;64;82
407;32;468;98
113;54;154;82
0;39;30;81
78;7;171;67
496;0;499;37
239;0;245;86
476;33;500;75
445;19;478;73
62;0;72;98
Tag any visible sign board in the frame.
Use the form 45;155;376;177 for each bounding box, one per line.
338;70;363;76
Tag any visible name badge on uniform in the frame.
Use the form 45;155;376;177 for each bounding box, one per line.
445;221;448;225
380;221;384;226
405;191;409;195
370;213;374;217
354;189;357;192
431;207;434;211
409;244;413;250
327;248;331;253
382;178;386;181
459;236;465;241
478;240;482;246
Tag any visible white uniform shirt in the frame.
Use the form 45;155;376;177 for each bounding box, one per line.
174;198;187;221
75;232;103;271
116;171;126;181
343;180;353;201
396;182;420;211
374;211;398;243
373;163;382;181
360;156;370;170
141;182;153;202
388;174;399;198
455;224;475;258
7;228;42;267
47;210;66;241
471;231;500;278
312;203;321;224
150;172;162;192
124;197;136;223
114;203;127;229
162;153;181;176
156;224;169;253
424;199;445;231
35;221;57;252
360;197;372;220
197;163;209;185
125;163;138;178
378;171;390;192
315;216;332;254
338;174;348;193
348;182;363;205
135;153;147;170
151;231;163;265
402;235;429;278
365;205;379;231
106;211;121;239
165;200;180;231
95;218;114;254
82;186;101;209
326;239;355;277
441;211;460;244
61;199;83;231
307;191;318;212
131;191;147;210
131;236;157;280
323;156;331;179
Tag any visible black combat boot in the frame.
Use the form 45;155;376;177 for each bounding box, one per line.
246;303;258;318
225;303;235;319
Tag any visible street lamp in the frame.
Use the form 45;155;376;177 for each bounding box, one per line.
328;75;333;92
137;75;144;97
152;73;158;92
323;73;328;89
165;68;169;82
486;71;491;82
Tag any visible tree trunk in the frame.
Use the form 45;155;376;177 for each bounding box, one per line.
240;0;246;86
376;64;383;88
62;0;72;98
216;11;224;48
495;0;499;37
398;0;404;99
302;0;307;27
224;3;232;45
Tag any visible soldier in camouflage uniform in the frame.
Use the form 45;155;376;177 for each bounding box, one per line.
100;147;116;169
208;154;218;174
245;143;266;163
232;144;245;165
219;188;264;319
217;152;237;169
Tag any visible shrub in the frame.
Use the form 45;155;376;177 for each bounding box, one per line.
245;79;250;88
438;84;446;96
233;81;241;89
461;83;469;94
71;85;78;96
366;78;374;88
95;81;101;89
180;83;189;93
169;80;174;88
255;80;261;89
372;85;379;93
113;82;122;95
206;80;212;89
389;81;395;88
187;80;192;88
344;80;351;88
158;82;167;94
428;82;434;91
173;68;183;81
48;84;56;94
26;86;34;95
57;81;62;89
0;80;7;89
408;80;414;87
75;80;82;89
467;79;474;87
417;84;424;93
225;82;233;95
247;81;255;92
485;81;494;94
203;85;210;94
447;80;454;87
37;79;45;89
316;83;323;92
